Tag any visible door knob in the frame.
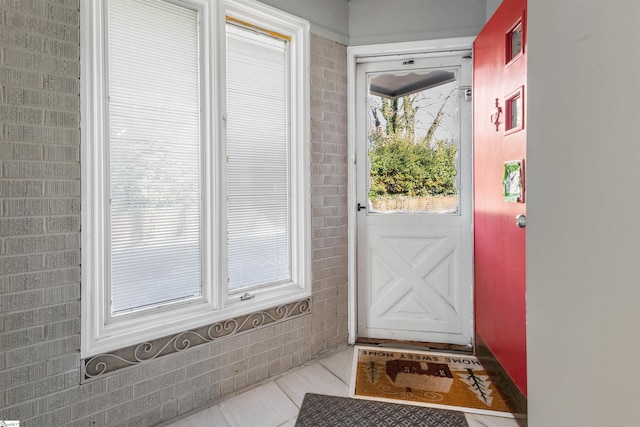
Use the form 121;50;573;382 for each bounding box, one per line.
515;214;526;228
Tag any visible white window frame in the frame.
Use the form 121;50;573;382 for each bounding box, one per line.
80;0;310;358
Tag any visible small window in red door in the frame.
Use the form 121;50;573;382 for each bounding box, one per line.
505;86;524;134
506;21;524;64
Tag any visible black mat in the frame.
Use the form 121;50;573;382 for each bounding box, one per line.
295;393;469;427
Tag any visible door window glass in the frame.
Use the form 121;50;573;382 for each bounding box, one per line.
367;68;460;214
505;86;524;134
507;22;523;63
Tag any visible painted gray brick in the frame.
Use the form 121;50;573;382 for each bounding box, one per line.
71;386;133;420
3;9;80;44
311;119;336;134
3;49;79;77
0;217;44;236
4;233;79;255
22;405;72;427
0;141;43;160
312;234;347;250
33;386;84;417
44;74;78;93
324;195;348;206
0;27;78;59
2;161;80;179
0;253;44;274
312;185;338;196
177;392;194;415
312;141;340;153
43;317;80;341
3;302;80;332
45;215;80;233
47;0;80;9
0;400;35;423
2;267;79;293
2;85;79;111
0;326;44;353
43;284;80;306
3;198;79;216
0;180;44;197
322;90;348;105
43;109;78;127
1;0;79;25
0;289;45;312
311;98;337;114
143;404;163;426
0;105;44;126
105;390;165;424
0;67;44;89
69;411;106;427
0;361;48;390
322;111;348;126
1;0;45;17
133;369;186;398
45;3;80;26
191;386;211;412
44;144;78;161
106;368;144;393
4;335;79;369
43;249;79;269
1;124;79;144
45;352;79;376
160;397;178;422
44;180;80;196
311;205;338;219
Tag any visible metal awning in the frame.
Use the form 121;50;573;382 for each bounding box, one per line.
370;70;455;99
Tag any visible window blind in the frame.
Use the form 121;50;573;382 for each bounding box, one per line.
107;0;202;314
226;23;291;291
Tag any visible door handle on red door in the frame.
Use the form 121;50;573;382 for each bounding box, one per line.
515;214;526;228
490;98;502;131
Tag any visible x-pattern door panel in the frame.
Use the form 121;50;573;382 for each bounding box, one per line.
366;225;462;333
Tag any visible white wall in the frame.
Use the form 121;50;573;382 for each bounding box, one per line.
348;0;486;45
527;1;640;425
259;0;489;46
485;0;500;21
259;0;349;44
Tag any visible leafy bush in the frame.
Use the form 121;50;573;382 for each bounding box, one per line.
368;137;457;199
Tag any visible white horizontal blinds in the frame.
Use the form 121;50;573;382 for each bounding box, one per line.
107;0;202;314
226;22;291;291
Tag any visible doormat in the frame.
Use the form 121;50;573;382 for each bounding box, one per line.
295;393;468;427
350;346;514;418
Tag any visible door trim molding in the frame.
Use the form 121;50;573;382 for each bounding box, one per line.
346;37;476;344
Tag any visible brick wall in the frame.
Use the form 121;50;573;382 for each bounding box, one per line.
0;0;349;424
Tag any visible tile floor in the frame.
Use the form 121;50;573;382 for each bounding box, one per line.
163;346;520;427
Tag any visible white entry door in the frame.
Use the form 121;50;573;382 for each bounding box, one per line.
356;54;473;346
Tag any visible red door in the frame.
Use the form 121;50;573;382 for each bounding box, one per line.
474;0;527;396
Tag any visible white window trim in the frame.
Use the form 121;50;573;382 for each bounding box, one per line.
80;0;310;358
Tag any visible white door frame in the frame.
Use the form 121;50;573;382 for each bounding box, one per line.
346;37;476;344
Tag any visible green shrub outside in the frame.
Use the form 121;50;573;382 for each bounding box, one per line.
368;136;457;201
